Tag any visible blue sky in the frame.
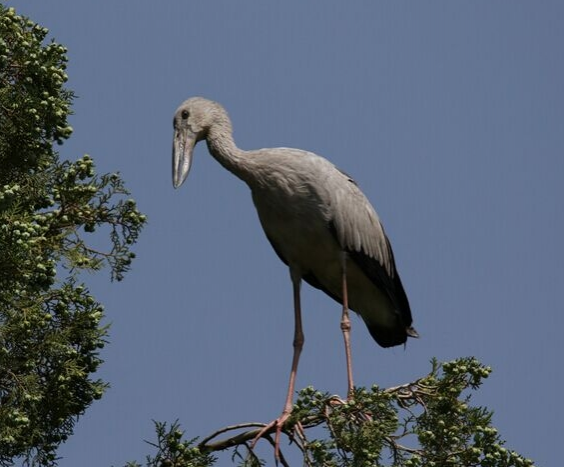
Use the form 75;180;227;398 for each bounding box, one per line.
7;2;564;466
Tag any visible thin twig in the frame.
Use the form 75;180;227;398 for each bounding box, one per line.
242;441;262;466
263;434;291;467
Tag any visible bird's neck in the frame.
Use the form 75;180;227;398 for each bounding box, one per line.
206;125;253;183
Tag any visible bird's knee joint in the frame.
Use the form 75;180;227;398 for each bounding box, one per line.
293;336;304;348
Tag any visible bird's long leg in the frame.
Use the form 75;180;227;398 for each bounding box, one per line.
252;274;304;461
340;252;354;398
276;275;304;446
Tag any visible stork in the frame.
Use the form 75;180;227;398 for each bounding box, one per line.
172;97;417;456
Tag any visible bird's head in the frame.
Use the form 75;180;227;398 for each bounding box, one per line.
172;97;226;188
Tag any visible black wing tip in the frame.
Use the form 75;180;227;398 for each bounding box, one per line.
366;324;419;348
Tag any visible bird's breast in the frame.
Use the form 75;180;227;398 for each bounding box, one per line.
252;185;340;274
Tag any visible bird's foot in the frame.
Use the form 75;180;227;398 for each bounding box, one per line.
328;394;347;406
251;411;291;463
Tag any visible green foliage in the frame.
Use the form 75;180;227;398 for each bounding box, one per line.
123;421;216;467
0;5;146;466
0;5;71;173
125;359;535;467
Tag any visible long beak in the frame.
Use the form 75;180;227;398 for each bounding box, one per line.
172;128;196;188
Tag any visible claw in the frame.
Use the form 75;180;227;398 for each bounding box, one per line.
251;412;291;462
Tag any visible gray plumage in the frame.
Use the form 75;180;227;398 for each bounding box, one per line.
172;97;417;347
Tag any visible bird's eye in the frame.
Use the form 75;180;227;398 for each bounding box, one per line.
181;110;189;120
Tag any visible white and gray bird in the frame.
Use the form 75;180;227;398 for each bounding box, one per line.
172;97;417;451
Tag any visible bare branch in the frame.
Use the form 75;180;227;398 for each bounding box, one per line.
199;423;272;452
